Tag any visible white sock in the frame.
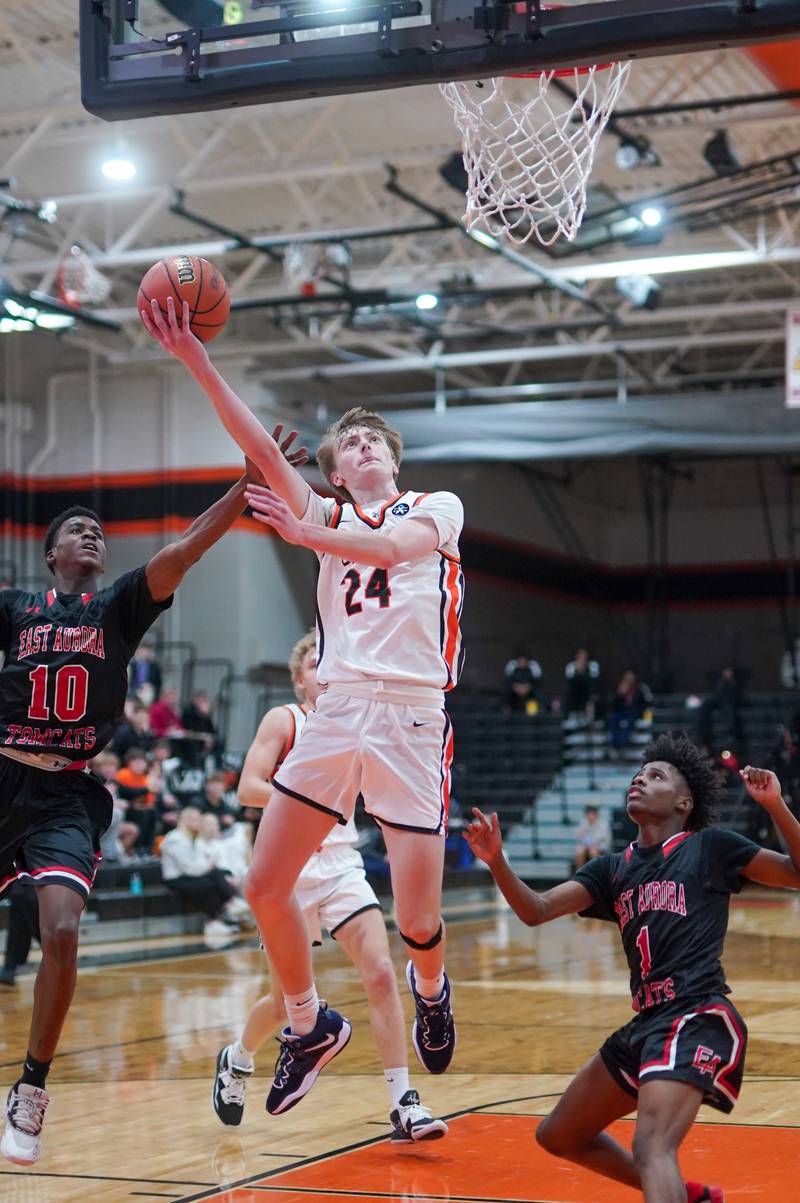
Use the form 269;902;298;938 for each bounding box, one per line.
284;985;320;1035
231;1039;254;1071
384;1067;410;1108
415;971;445;1002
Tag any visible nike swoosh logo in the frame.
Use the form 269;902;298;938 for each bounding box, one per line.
412;721;430;728
303;1032;337;1053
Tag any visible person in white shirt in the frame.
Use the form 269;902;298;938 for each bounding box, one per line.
143;297;462;1117
160;807;241;937
212;631;447;1143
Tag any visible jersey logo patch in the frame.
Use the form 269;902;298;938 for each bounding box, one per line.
391;503;410;516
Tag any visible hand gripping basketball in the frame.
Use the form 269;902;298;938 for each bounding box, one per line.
138;254;230;343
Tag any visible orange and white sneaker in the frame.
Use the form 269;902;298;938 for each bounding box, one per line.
1;1083;50;1165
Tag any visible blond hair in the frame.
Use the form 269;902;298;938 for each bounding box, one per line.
288;629;317;701
316;407;403;503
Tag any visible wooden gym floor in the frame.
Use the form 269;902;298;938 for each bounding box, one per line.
1;886;798;1202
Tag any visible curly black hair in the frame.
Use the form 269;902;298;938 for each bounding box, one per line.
43;506;103;574
641;732;725;831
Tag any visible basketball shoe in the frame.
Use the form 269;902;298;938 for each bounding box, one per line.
266;1002;351;1115
212;1045;253;1126
1;1083;49;1165
686;1184;724;1203
405;962;456;1074
390;1090;448;1143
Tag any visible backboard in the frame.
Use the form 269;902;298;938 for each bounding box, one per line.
81;0;800;121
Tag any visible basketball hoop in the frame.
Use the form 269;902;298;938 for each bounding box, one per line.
283;243;323;297
55;246;112;307
440;58;631;247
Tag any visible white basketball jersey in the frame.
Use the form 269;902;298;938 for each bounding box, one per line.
280;702;356;853
304;489;465;693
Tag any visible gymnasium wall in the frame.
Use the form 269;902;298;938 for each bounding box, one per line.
0;341;792;737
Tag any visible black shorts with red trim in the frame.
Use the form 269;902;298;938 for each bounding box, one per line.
0;756;112;902
600;995;747;1115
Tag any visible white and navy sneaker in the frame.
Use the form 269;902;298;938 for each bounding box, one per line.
212;1045;253;1126
390;1090;448;1143
406;962;456;1075
266;1002;351;1115
1;1083;50;1165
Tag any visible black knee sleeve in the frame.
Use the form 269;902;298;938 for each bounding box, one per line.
399;921;443;951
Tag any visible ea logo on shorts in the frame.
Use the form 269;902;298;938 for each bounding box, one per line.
391;503;410;516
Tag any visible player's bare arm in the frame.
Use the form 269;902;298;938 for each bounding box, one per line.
245;487;440;568
145;434;308;601
738;766;800;889
141;297;311;517
237;707;293;809
466;806;593;925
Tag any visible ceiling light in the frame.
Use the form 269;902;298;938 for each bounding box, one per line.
615;142;641;171
640;206;663;228
102;158;136;182
415;293;439;310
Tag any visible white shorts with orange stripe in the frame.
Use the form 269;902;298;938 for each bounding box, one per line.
272;687;453;834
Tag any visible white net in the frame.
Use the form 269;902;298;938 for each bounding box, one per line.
55;245;112;307
440;62;631;246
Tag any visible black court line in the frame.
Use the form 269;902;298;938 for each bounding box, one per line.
170;1091;578;1203
0;1171;213;1186
259;1152;311;1158
247;1193;559;1203
131;1194;186;1199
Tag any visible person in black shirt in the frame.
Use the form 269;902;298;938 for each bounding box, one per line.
465;733;800;1203
0;446;304;1168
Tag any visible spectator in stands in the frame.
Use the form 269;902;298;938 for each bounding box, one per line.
160;806;242;939
0;881;39;989
113;701;154;761
503;651;543;714
191;769;239;830
115;748;158;855
780;638;800;690
149;686;185;739
697;665;745;757
91;750;139;861
128;636;163;704
563;648;601;721
608;670;652;754
573;804;611;868
182;688;222;756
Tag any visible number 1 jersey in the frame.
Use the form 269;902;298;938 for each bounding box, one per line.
304;489;464;694
0;567;172;761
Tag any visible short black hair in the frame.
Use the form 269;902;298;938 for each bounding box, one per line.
43;506;103;572
641;732;725;831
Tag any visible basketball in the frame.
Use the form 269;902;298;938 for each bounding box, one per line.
137;255;230;342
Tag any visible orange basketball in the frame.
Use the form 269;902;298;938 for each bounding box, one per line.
137;255;230;343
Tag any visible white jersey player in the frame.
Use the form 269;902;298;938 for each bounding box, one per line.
143;296;462;1116
212;631;447;1143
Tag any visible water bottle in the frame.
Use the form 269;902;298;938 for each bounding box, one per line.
129;871;143;897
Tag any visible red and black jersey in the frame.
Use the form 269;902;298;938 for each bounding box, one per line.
0;567;172;762
575;827;760;1013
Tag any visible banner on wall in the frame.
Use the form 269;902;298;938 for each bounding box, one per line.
788;309;800;408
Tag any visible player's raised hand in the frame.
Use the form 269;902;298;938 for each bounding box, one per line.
270;423;309;468
245;484;306;545
140;296;207;370
464;807;503;866
740;766;783;811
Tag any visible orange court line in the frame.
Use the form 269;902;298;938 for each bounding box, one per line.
196;1112;799;1203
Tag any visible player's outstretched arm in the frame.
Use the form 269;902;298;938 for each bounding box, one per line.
465;807;593;926
237;708;292;809
739;766;800;889
141;297;310;517
245;487;439;567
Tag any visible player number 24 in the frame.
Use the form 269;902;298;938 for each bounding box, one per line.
341;567;391;615
28;664;89;723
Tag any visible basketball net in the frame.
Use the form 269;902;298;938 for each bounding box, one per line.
55;245;112;307
440;61;631;246
283;243;323;297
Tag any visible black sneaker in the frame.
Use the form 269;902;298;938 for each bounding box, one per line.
0;969;16;988
212;1045;253;1126
390;1089;448;1143
266;1002;351;1115
406;962;456;1075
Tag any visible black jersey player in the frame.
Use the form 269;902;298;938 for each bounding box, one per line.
0;434;305;1168
465;733;800;1203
